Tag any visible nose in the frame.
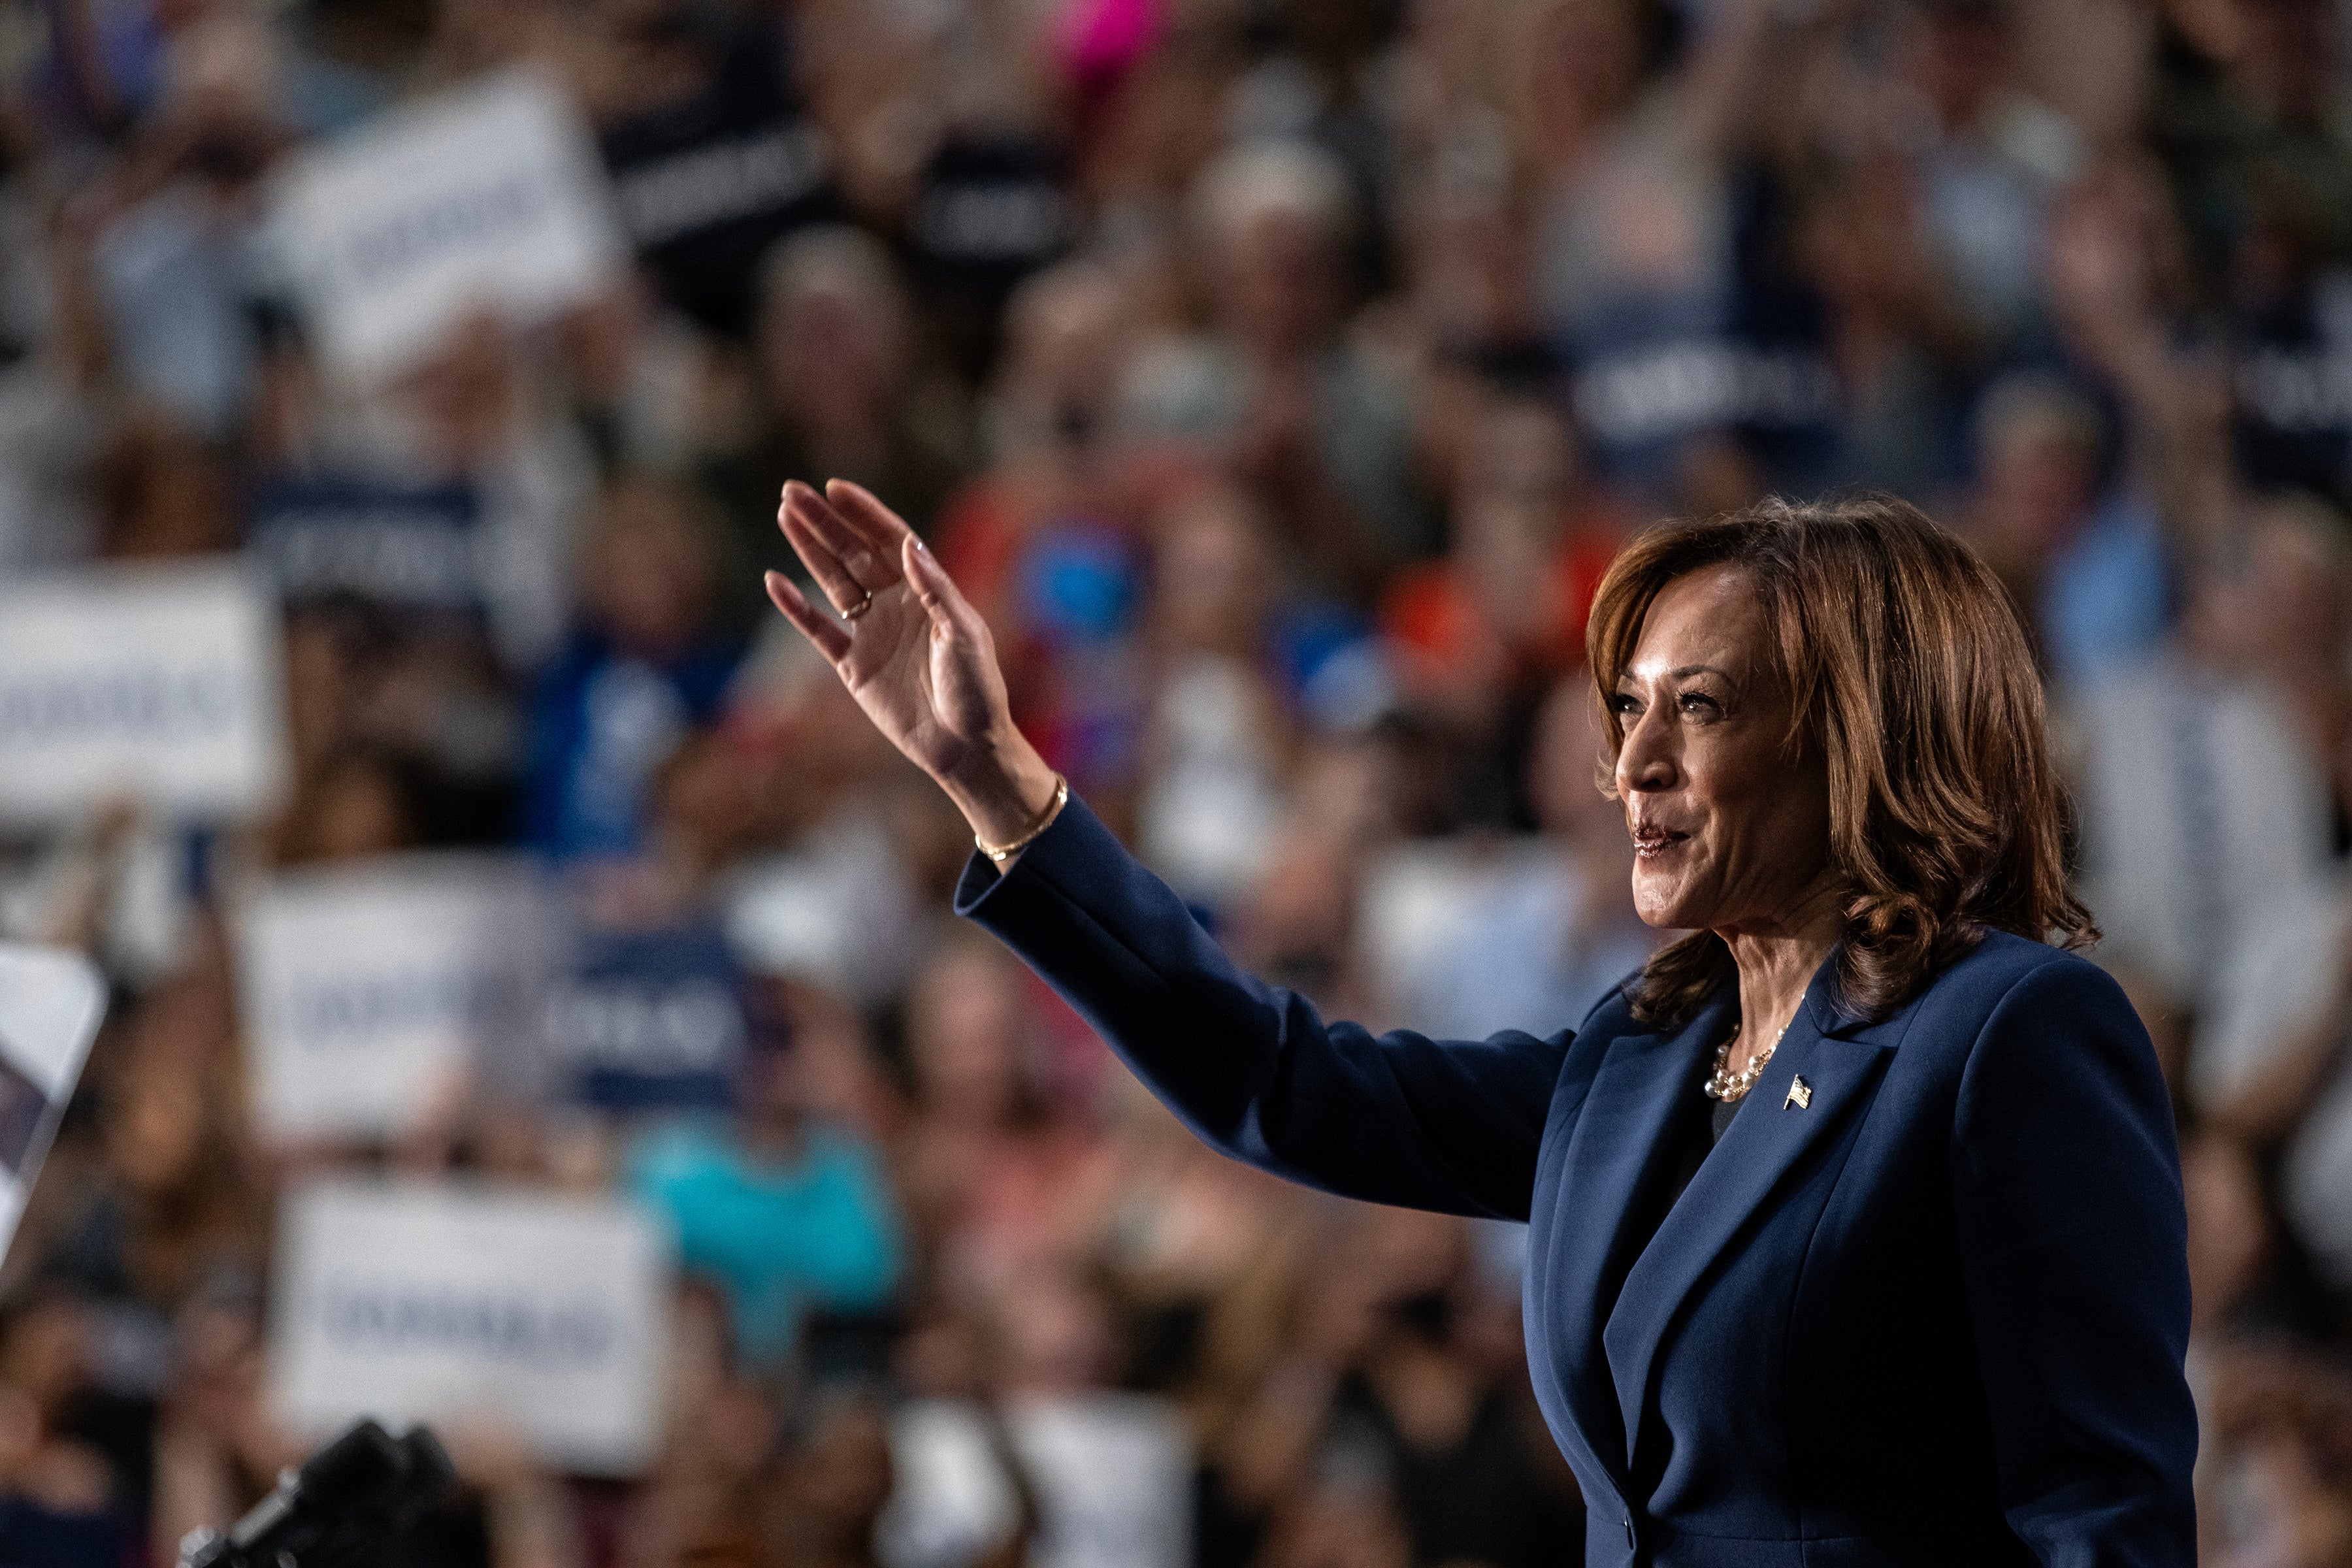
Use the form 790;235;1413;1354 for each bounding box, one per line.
1614;700;1680;800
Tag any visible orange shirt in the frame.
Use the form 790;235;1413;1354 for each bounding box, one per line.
1381;513;1625;685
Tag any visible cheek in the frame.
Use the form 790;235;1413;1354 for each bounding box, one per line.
1649;740;1802;912
1707;759;1831;895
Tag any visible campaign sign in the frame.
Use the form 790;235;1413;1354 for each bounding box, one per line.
907;136;1074;290
272;70;625;383
2232;270;2352;503
271;1180;671;1475
1570;336;1839;470
248;477;483;612
599;20;838;335
541;925;743;1111
0;945;106;1260
237;855;551;1140
881;1394;1191;1568
0;560;288;826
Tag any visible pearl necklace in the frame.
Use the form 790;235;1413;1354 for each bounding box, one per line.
1704;1017;1791;1102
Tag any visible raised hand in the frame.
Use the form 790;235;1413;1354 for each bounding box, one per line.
763;480;1060;846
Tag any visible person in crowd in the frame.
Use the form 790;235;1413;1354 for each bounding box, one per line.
371;317;604;673
700;225;974;613
526;477;743;863
1963;372;2172;687
1380;391;1629;821
1893;0;2083;351
930;258;1146;755
88;410;239;559
41;948;258;1328
2195;1347;2352;1568
891;932;1112;1301
1128;139;1429;600
1788;146;1981;500
2067;500;2339;1017
627;1036;904;1374
1407;672;1657;1043
267;744;425;865
1130;482;1294;907
760;1384;900;1568
2155;0;2352;278
0;1289;141;1565
2191;494;2352;827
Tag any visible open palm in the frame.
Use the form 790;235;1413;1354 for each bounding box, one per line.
763;479;1011;787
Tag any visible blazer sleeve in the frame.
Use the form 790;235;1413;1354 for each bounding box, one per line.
1950;957;2198;1567
955;794;1568;1220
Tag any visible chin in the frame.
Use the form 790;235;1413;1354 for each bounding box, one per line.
1630;888;1694;930
1630;875;1710;932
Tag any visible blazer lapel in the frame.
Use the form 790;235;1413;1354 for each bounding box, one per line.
1599;979;1906;1467
1536;988;1731;1486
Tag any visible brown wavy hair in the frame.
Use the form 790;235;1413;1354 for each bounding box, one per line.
1587;495;2097;1028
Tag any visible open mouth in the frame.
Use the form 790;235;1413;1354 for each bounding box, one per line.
1631;826;1690;860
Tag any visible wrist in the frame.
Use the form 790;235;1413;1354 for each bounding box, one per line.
942;730;1060;848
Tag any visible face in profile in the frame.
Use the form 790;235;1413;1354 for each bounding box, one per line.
1609;566;1833;935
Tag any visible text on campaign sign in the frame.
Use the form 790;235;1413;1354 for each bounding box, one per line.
271;70;623;382
0;562;288;825
272;1181;670;1475
249;478;485;612
542;924;745;1110
315;1280;618;1369
237;855;552;1139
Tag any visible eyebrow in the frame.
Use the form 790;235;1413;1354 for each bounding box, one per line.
1617;664;1739;686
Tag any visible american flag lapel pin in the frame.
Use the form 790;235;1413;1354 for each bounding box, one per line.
1785;1075;1812;1110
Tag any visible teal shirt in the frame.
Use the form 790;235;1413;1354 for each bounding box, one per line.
627;1120;904;1367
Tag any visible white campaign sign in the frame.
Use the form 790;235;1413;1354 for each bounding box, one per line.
879;1395;1190;1568
272;1180;670;1475
237;854;551;1140
0;561;287;826
0;945;106;1259
271;70;625;383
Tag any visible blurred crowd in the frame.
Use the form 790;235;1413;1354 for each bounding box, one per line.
3;0;2352;1562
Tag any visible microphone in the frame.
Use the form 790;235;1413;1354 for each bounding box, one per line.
178;1419;456;1568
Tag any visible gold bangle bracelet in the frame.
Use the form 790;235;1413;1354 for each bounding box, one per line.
977;774;1069;864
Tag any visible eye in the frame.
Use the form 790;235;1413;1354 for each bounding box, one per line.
1678;691;1722;717
1609;693;1642;717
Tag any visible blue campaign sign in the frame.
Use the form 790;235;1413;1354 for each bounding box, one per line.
541;926;744;1111
248;478;483;612
2232;270;2352;506
597;18;840;336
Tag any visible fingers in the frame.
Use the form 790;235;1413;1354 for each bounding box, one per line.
785;481;898;596
763;570;851;662
903;534;949;632
903;532;977;642
828;478;917;555
776;491;866;616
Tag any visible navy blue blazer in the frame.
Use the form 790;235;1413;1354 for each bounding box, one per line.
956;798;2198;1567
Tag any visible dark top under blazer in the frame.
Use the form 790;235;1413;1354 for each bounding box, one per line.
955;798;2198;1568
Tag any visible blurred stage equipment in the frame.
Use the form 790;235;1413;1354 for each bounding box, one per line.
178;1419;455;1568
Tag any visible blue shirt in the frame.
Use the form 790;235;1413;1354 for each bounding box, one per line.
627;1119;903;1367
2040;493;2172;690
525;632;740;860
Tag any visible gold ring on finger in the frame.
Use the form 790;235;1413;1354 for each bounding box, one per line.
842;588;875;621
